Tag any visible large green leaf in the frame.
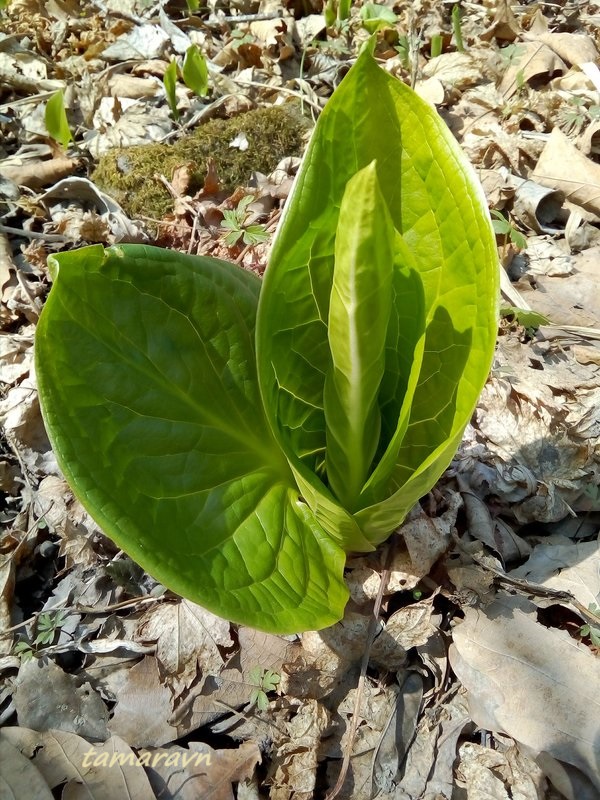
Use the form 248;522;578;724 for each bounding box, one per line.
35;244;348;633
257;46;498;544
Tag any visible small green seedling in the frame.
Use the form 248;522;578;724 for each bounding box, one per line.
163;60;179;121
430;34;443;59
452;5;464;52
558;96;600;136
500;306;549;334
220;195;269;247
491;209;527;251
248;666;281;711
580;603;600;647
499;43;525;67
12;609;70;662
186;0;200;10
324;0;352;27
337;0;351;21
33;610;70;646
395;34;411;69
36;46;498;634
230;28;255;50
182;45;209;98
12;639;35;662
45;90;72;149
360;3;397;34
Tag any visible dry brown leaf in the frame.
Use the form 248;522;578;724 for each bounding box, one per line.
0;734;54;800
2;727;156;799
510;540;600;608
509;175;563;233
498;42;566;99
15;657;109;741
398;688;471;798
0;557;16;657
373;673;423;795
102;24;170;61
400;492;461;577
516;243;600;327
480;0;520;42
422;53;482;91
468;359;599;523
108;73;161;99
182;626;299;733
323;682;399;798
0;231;15;300
136;599;233;694
414;77;445;106
456;741;546;800
378;598;438;654
270;699;330;799
0;157;78;190
87;103;172;158
0;330;33;386
295;14;326;47
109;655;178;747
533;32;599;67
145;740;260;800
532;127;600;218
450;595;600;794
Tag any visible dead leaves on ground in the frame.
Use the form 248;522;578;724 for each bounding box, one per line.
1;0;600;797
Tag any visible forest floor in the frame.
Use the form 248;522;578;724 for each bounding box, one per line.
1;1;600;798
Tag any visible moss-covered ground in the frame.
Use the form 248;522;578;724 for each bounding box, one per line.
92;104;307;220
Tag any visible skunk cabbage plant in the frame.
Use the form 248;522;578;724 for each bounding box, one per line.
36;47;498;633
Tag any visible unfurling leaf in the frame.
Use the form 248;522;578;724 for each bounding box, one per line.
324;161;394;511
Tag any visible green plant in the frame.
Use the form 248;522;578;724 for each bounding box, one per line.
324;0;352;27
229;28;256;50
452;5;464;52
557;96;600;136
500;306;549;334
395;34;411;69
33;610;69;645
11;610;70;661
491;209;527;251
12;639;34;661
580;603;600;647
220;195;270;247
430;34;443;59
35;46;498;634
45;90;72;149
163;59;179;121
182;44;209;98
499;43;525;67
248;666;280;710
360;3;397;34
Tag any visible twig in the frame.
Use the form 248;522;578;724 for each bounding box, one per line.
0;224;71;243
453;534;600;627
0;594;162;639
235;79;324;114
207;12;282;24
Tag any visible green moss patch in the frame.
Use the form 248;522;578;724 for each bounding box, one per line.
92;105;308;221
